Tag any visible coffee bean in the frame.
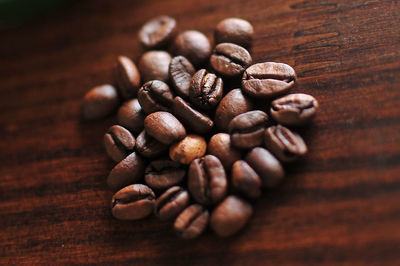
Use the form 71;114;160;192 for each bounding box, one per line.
139;16;177;49
114;56;141;99
270;93;319;126
231;160;261;198
169;134;207;165
139;51;172;82
228;110;269;149
215;18;254;47
144;112;186;145
136;130;168;159
111;184;155;220
207;133;242;171
144;159;186;190
107;152;146;191
210;195;253;237
264;125;307;162
242;62;296;98
171;30;212;66
155;186;190;220
137;80;174;114
188;155;227;205
174;204;209;239
169;56;196;98
82;84;119;120
245;147;284;188
189;69;223;110
104;125;135;162
215;88;253;131
210;43;252;77
117;98;145;135
172;97;213;134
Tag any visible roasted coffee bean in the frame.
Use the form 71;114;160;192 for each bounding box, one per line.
144;159;186;190
137;80;174;114
242;62;296;98
114;56;141;99
174;204;209;239
208;133;242;171
139;51;172;82
215;88;253;131
245;147;284;188
107;152;146;191
264;125;307;162
82;84;119;120
210;195;253;237
210;43;252;77
144;112;186;145
111;184;155;220
155;186;190;220
117;98;145;135
215;17;254;47
270;93;319;126
171;30;212;66
169;56;196;98
104;125;135;162
139;16;177;49
189;69;223;110
188;155;227;205
172;97;213;134
228;110;269;149
136;130;168;159
169;134;207;164
232;160;261;198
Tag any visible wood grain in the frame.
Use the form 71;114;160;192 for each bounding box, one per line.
1;0;400;264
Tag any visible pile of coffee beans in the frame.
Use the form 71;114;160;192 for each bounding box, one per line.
82;16;319;239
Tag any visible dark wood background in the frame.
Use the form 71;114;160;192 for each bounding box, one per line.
1;0;400;264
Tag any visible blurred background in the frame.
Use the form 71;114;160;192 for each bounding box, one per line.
0;0;72;28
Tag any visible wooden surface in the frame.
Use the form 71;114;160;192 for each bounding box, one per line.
1;0;400;264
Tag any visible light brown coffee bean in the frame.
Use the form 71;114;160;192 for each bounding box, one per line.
169;135;207;165
207;133;242;171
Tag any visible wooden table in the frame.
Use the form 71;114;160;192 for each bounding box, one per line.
1;0;399;264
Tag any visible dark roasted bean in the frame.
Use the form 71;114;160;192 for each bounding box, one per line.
114;56;141;99
144;159;186;190
135;130;168;159
215;88;253;131
137;80;174;114
111;184;155;220
190;69;223;110
144;112;186;145
232;160;261;198
117;98;145;135
82;84;119;120
210;42;252;77
210;195;253;237
270;93;319;126
245;147;284;188
215;17;254;47
228;110;269;149
169;56;196;98
139;51;172;83
172;96;213;134
155;186;190;220
174;204;209;239
138;16;177;49
242;62;296;98
207;133;242;171
264;125;307;162
188;155;227;205
104;125;135;162
107;152;146;191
